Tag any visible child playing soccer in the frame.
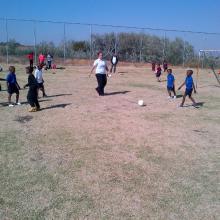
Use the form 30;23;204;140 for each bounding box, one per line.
34;64;47;97
167;69;176;99
178;69;197;107
155;64;162;82
6;66;21;107
24;67;40;112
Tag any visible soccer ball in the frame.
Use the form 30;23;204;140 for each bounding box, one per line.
138;100;144;106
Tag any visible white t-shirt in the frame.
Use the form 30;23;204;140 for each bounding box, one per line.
34;69;43;83
112;56;117;64
93;59;107;74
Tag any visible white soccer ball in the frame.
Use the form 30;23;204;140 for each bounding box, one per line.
138;100;144;106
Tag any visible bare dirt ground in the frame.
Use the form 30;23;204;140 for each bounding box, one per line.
0;63;219;219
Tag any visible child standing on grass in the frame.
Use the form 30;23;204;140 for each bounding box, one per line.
155;64;162;82
24;67;40;112
34;64;47;98
178;69;197;107
167;69;176;99
6;66;21;107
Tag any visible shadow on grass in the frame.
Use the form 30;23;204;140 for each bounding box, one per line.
176;94;183;98
118;71;128;74
0;99;52;107
105;91;130;96
40;103;71;111
182;102;205;108
45;93;72;98
14;115;33;124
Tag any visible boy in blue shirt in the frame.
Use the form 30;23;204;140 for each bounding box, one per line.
178;69;197;107
167;69;176;99
6;66;21;107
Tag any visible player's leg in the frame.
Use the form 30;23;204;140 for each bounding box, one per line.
110;64;113;73
167;87;172;98
180;93;186;107
95;74;102;95
113;64;116;73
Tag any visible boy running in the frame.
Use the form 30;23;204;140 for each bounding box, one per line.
6;66;21;107
178;69;197;107
24;67;40;112
167;69;176;99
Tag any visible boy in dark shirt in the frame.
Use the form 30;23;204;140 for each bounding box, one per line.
178;69;197;107
163;60;168;72
24;66;40;112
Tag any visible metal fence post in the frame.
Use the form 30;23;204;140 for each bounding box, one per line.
139;29;144;62
182;39;185;67
63;23;66;63
33;21;37;65
90;25;93;61
114;32;117;54
162;32;166;62
5;18;9;65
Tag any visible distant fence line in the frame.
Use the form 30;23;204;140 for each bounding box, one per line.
0;17;220;66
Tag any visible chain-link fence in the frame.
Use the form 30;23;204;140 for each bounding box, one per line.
1;18;220;67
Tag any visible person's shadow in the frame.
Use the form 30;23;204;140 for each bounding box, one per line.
40;103;71;111
176;94;183;99
104;91;130;96
45;93;72;98
183;102;205;108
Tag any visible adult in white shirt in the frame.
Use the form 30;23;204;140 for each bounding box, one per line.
34;64;47;97
90;52;109;96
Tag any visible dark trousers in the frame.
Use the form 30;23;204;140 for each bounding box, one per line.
96;74;107;95
110;64;117;73
27;89;40;108
29;60;33;68
47;61;52;69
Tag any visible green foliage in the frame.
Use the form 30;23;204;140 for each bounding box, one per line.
0;33;198;65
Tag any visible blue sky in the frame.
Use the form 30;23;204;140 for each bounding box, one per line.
0;0;220;50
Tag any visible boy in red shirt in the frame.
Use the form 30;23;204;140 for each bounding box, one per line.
27;52;34;68
38;53;45;66
155;64;162;82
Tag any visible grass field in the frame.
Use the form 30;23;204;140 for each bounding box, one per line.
0;64;219;219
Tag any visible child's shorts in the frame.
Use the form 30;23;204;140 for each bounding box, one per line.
156;72;161;77
8;84;19;95
167;86;175;92
185;89;193;97
37;83;44;89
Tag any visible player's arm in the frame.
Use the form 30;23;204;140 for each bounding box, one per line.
193;82;196;93
105;63;109;72
178;82;185;90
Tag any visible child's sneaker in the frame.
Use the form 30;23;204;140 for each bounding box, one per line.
173;96;177;99
8;104;14;107
16;102;21;105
